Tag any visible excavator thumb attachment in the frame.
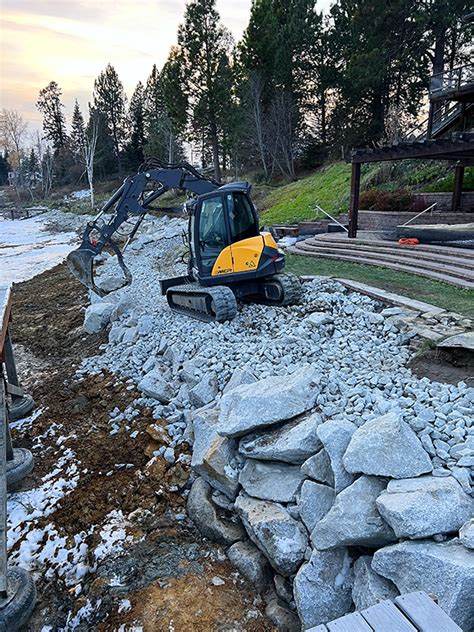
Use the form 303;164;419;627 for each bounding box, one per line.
66;229;133;297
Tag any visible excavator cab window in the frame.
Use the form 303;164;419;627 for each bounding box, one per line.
227;193;259;243
198;195;229;271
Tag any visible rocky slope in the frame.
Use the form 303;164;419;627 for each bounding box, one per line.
75;215;473;630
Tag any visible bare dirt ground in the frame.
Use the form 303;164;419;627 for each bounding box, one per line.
10;264;274;631
409;347;473;386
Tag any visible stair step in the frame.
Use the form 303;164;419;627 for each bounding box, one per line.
288;246;474;289
296;244;474;282
300;242;474;272
309;235;474;260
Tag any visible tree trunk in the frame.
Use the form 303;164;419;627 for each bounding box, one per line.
210;122;221;181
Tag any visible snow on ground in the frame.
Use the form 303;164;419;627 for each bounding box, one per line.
0;210;86;285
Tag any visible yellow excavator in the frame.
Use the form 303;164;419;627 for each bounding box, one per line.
67;160;301;322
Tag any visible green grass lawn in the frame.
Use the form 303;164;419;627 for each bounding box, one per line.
286;252;474;318
259;163;352;225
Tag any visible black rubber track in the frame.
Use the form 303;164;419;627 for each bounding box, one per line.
166;284;238;323
0;567;36;632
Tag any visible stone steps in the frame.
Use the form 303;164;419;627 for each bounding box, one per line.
288;242;474;289
297;239;474;274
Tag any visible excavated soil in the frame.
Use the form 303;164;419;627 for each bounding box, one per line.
9;264;274;631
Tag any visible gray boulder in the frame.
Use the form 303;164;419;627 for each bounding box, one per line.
293;548;353;629
376;475;473;539
305;312;333;327
312;476;395;550
343;412;432;478
239;460;304;503
189;373;219;408
301;449;334;486
83;301;114;333
297;480;335;533
316;419;357;492
187;477;245;545
191;408;240;500
460;519;474;550
138;369;173;403
239;413;323;464
224;367;257;393
373;539;474;631
352;555;399;610
227;540;273;592
234;493;308;576
218;367;319;438
265;597;301;632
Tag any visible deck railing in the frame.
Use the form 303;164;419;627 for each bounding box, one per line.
430;63;474;98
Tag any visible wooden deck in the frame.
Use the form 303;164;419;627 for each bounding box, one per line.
308;592;462;632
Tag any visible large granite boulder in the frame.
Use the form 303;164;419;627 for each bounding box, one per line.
234;493;308;576
343;412;432;478
352;555;399;611
238;412;323;464
226;540;273;592
301;449;334;486
373;539;474;631
187;477;245;545
239;460;304;503
376;475;473;539
191;408;241;499
312;476;395;550
293;548;353;629
218;367;319;438
316;420;357;492
297;480;335;533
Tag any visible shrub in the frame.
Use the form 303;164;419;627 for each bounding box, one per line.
360;188;424;212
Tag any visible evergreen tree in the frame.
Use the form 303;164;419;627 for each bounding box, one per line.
126;81;146;169
177;0;234;180
0;151;10;185
70;99;86;159
93;64;127;174
36;81;67;150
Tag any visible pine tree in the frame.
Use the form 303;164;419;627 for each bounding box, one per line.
70;99;86;159
93;64;127;174
177;0;234;180
36;81;67;150
126;81;146;169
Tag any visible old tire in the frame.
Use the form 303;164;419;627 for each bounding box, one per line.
8;395;35;422
0;567;36;632
6;448;34;491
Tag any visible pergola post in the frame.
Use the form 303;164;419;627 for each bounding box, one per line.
348;162;361;238
451;165;464;212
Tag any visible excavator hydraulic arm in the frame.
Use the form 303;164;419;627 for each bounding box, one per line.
66;161;220;296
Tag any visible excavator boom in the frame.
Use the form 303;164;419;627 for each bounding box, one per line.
66;161;220;296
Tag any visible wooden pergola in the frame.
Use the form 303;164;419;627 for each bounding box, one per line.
347;133;474;238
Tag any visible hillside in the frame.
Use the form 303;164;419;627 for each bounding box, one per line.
257;161;474;226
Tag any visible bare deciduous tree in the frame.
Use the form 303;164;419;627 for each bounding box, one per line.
82;110;100;209
0;109;28;168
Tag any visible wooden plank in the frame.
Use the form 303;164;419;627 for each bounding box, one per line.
326;612;373;632
0;286;12;361
395;592;462;632
361;600;417;632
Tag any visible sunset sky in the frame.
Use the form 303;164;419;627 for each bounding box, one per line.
0;0;331;137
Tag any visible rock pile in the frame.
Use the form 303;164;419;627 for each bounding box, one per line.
77;215;473;630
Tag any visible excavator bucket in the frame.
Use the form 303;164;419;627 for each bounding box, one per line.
67;237;132;297
66;245;106;297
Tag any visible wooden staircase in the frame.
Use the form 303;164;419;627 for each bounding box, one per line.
288;233;474;289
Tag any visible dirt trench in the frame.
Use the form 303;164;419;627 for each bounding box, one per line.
10;264;274;631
